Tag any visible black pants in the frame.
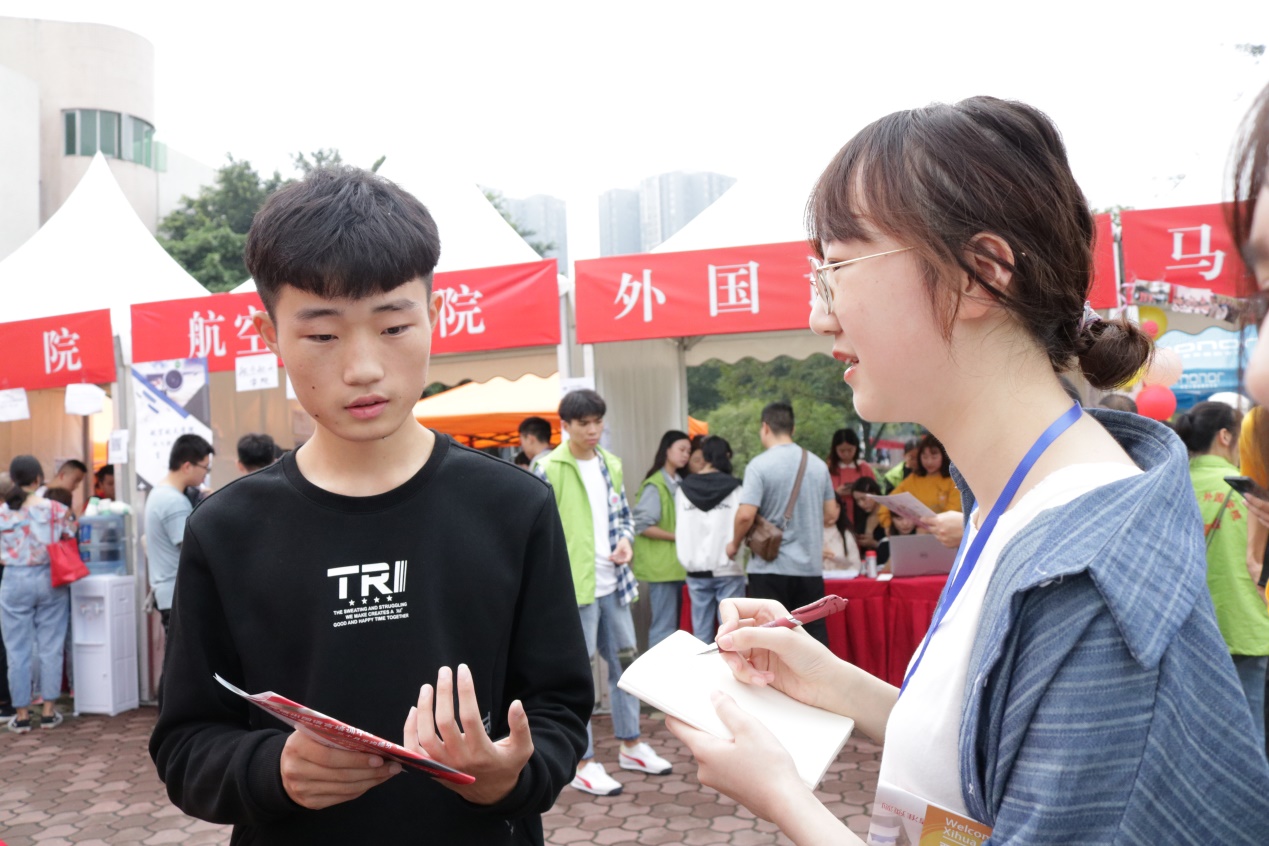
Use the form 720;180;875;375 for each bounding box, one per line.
746;573;830;647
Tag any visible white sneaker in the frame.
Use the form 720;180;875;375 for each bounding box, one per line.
618;741;673;775
570;760;623;796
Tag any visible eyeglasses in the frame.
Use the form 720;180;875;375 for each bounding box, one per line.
193;461;212;472
808;247;914;312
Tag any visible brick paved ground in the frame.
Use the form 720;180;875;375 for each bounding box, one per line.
0;706;879;845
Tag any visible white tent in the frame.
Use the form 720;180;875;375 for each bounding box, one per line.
590;171;832;482
0;154;207;344
0;153;208;469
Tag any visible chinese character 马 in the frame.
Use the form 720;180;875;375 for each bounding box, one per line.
1167;224;1225;282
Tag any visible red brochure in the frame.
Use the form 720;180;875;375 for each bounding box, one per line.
214;674;475;785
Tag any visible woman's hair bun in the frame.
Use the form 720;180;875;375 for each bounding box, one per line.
1074;316;1153;391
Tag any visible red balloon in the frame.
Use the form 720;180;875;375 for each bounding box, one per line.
1141;319;1159;338
1137;385;1177;421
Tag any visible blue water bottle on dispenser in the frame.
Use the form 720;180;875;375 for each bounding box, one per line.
78;512;127;575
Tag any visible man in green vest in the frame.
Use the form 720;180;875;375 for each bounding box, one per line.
537;389;673;797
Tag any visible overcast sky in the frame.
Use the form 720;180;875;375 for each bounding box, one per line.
7;0;1269;260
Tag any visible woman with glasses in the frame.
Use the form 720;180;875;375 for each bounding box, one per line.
667;96;1269;844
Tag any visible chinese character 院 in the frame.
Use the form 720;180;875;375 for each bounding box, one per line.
1167;224;1225;282
708;262;761;316
43;328;82;374
614;270;665;322
438;285;487;338
234;312;268;354
189;310;227;359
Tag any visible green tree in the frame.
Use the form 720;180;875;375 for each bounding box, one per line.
704;396;853;477
160;149;387;292
158;156;285;292
482;188;556;258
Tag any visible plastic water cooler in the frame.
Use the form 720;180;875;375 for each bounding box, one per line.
71;575;139;715
78;514;127;576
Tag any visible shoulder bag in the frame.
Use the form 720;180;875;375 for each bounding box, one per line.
746;448;808;562
48;511;90;588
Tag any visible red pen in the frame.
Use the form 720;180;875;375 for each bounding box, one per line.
697;594;849;655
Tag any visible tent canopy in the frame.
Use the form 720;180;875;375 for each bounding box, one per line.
414;373;707;449
0;154;207;343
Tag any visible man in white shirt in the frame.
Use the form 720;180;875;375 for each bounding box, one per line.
144;435;214;635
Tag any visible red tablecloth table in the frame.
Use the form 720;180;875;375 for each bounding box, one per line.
677;574;948;687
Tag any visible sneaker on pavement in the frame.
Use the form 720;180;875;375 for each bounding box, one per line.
618;741;673;775
6;715;31;734
570;760;623;796
39;710;63;730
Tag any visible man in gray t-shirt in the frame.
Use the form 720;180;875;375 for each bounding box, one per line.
728;402;837;645
144;434;214;634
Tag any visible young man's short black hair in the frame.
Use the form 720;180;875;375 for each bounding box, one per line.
761;401;795;436
518;416;552;444
58;459;88;476
558;389;606;423
244;166;442;315
237;433;278;472
95;464;114;484
168;434;215;471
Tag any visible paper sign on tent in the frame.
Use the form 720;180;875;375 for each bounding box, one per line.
0;389;30;422
65;382;106;415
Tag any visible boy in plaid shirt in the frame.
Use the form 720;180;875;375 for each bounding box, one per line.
537;389;674;795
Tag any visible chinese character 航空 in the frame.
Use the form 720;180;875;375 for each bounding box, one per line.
234;312;268;354
614;270;665;322
43;328;83;374
1167;224;1225;282
708;262;761;316
438;285;486;338
189;310;228;359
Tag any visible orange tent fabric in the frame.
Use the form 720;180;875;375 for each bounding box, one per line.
413;373;706;449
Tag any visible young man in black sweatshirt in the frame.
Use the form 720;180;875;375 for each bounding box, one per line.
149;167;592;845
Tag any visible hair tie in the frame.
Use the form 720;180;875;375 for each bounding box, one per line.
1077;301;1101;333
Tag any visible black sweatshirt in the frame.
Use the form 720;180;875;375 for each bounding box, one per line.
150;436;593;845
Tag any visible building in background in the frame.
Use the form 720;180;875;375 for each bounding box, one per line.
505;193;569;270
598;188;642;257
598;171;735;256
0;16;214;262
639;171;735;251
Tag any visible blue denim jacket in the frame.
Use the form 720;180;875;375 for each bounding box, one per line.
953;409;1269;844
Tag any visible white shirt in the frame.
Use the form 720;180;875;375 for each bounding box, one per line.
576;456;616;598
878;462;1142;815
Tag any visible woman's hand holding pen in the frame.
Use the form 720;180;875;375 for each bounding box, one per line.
710;598;840;710
403;663;534;806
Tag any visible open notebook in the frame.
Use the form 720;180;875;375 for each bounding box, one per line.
617;630;854;789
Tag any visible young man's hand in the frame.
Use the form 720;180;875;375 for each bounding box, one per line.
279;729;401;810
610;537;633;565
404;663;534;806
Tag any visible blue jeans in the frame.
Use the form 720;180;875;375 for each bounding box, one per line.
645;581;685;650
686;575;747;642
1232;654;1268;752
578;592;641;759
0;565;70;709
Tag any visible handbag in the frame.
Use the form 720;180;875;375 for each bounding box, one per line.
746;449;808;562
48;516;90;588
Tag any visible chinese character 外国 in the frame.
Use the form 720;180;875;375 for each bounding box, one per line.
43;328;82;374
708;262;761;316
1167;224;1225;282
189;310;227;359
614;270;665;322
438;285;487;338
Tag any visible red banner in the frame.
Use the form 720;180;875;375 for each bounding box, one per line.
0;309;116;390
574;242;811;344
1089;213;1118;309
130;260;559;367
132;291;271;371
432;259;560;354
1119;203;1248;298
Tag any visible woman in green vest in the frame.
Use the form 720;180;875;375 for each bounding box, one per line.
632;430;691;648
1176;401;1269;751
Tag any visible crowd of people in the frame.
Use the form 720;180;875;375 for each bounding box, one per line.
3;80;1268;846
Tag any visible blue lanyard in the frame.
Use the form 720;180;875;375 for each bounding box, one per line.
898;402;1084;695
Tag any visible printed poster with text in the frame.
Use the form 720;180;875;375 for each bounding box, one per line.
131;358;213;490
870;781;991;845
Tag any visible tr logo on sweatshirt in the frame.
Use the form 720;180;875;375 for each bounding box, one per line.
327;561;410;629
